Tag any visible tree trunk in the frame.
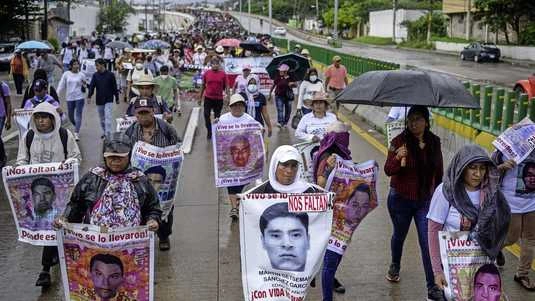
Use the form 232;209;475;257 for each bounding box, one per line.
426;10;432;44
503;24;510;44
357;21;361;38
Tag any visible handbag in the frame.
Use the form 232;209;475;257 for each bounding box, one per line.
285;88;294;101
291;109;303;129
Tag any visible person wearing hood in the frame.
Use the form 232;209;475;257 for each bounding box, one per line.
295;92;337;143
239;76;272;137
215;94;263;220
16;102;81;288
427;145;511;295
297;68;324;115
492;144;535;291
383;105;444;300
251;145;321;194
312;121;352;298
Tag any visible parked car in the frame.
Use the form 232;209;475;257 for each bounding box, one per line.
460;42;501;63
273;27;287;36
514;74;535;99
0;42;16;72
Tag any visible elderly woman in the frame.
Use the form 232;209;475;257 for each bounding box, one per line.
268;64;297;129
383;105;444;300
58;132;161;230
427;145;511;294
295;92;338;143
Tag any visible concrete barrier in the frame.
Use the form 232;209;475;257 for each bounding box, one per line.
435;41;535;61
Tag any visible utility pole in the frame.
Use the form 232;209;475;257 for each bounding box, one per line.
248;0;251;34
333;0;339;40
466;0;471;40
392;0;397;43
145;0;148;33
315;0;319;19
43;0;48;40
239;0;242;35
269;0;272;35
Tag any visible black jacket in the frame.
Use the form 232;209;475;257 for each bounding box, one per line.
64;167;161;225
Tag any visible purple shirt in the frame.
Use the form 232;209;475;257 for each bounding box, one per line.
23;94;60;110
0;82;10;117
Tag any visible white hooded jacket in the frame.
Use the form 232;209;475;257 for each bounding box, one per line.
16;102;82;165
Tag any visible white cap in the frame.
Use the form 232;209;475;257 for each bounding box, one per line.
215;45;224;53
229;94;246;106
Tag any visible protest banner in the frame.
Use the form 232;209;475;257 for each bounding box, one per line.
2;161;79;246
439;231;507;301
294;142;319;184
325;157;378;255
13;108;33;137
239;192;334;301
116;114;164;132
131;141;183;220
223;57;274;94
212;121;264;187
58;224;154;301
385;120;405;147
493;117;535;164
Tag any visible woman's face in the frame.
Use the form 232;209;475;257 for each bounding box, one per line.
105;156;130;173
275;161;299;185
230;102;245;117
407;112;427;137
312;100;327;114
463;162;487;191
71;62;80;72
279;70;287;77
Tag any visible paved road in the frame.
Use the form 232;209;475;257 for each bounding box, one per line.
233;13;532;87
0;73;532;300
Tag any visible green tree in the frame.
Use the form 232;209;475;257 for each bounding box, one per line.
0;0;40;40
97;0;134;33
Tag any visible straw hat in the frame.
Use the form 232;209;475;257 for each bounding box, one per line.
311;91;332;105
133;72;158;86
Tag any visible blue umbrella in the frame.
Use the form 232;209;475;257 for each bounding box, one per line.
16;40;52;51
140;39;170;49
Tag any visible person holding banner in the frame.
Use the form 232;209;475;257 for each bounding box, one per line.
297;68;324;115
384;105;444;300
493;148;535;291
239;76;272;137
427;145;511;299
215;93;263;220
125;97;180;250
295;92;337;143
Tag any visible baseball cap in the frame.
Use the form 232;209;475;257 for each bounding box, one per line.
33;79;48;91
229;94;246;106
278;148;301;163
133;97;157;112
103;132;132;157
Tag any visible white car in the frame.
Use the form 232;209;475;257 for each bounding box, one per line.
273;27;287;36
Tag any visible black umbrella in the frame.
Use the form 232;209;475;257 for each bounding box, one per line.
239;41;270;53
266;53;311;81
335;70;480;109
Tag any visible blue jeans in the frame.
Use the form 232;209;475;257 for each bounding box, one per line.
321;249;343;301
387;188;435;289
67;99;85;133
97;102;113;137
275;96;292;125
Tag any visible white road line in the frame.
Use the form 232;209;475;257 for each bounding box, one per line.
182;107;200;154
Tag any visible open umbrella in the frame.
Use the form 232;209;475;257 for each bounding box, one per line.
335;70;480;109
140;39;171;49
216;38;241;48
266;53;311;81
15;40;52;52
106;40;132;49
239;41;270;53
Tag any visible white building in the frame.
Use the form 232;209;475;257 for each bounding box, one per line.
369;9;427;42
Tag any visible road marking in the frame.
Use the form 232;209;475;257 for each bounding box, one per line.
2;131;18;143
182;107;200;154
338;110;534;270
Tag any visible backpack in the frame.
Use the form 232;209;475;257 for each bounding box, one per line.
26;127;69;160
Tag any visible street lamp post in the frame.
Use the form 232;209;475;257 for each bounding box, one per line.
269;0;272;35
333;0;339;40
248;0;251;34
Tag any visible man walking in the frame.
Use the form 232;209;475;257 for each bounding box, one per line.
198;57;228;139
87;58;119;138
37;52;62;86
324;55;348;96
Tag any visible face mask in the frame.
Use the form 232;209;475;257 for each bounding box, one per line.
309;75;318;82
161;74;169;79
247;84;258;93
135;63;143;70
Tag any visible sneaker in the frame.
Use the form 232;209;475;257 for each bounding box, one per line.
74;133;80;141
229;207;239;220
333;277;346;294
276;123;282;128
35;271;51;287
427;285;445;301
496;250;505;267
385;263;400;282
159;238;171;251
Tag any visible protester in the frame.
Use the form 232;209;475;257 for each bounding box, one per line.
125;98;180;251
87;58;119;138
22;80;61;113
60;43;76;71
57;59;86;140
269;64;296;129
0;81;12;168
57;132;160;229
126;73;173;122
115;51;134;96
297;68;324;115
192;45;207;66
37;52;62;87
199;57;228;139
383;105;444;300
10;49;30;95
295;92;337;142
239;76;272;137
493;147;535;291
215;94;262;220
76;42;89;62
154;65;180;115
127;57;154;100
427;145;511;298
22;69;60;108
324;56;348;96
233;65;253;94
16;102;81;288
103;46;114;71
